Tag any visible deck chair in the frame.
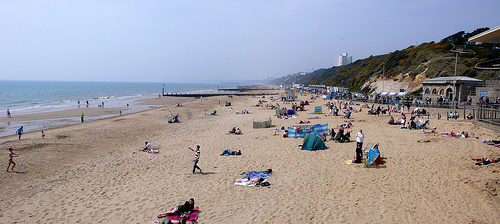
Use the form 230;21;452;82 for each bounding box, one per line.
365;144;382;168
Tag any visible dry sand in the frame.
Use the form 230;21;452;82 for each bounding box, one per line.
1;91;500;223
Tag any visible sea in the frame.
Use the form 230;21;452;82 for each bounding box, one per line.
0;80;235;137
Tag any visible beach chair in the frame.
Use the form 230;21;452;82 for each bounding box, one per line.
364;144;383;168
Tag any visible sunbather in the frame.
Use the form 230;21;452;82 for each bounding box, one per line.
233;177;264;184
421;127;436;134
156;213;197;224
158;198;195;218
221;149;242;156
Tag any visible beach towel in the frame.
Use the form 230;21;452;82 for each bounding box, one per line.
244;170;272;179
234;170;272;187
163;207;199;221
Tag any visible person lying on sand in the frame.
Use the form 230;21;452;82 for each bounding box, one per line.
158;198;195;218
233;177;264;184
421;127;437;134
156;213;197;224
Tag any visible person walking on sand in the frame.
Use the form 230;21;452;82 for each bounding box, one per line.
354;129;365;163
81;113;84;123
42;130;45;139
7;148;19;172
16;126;23;140
188;145;202;174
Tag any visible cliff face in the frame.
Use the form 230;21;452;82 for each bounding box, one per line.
270;41;499;94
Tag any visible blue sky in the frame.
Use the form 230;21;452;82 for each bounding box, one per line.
0;0;498;83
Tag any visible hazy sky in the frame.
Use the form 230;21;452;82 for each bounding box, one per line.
0;1;498;83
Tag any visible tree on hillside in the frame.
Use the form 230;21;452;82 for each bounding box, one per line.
440;31;466;45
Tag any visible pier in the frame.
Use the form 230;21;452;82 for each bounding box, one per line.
162;85;278;98
162;92;277;98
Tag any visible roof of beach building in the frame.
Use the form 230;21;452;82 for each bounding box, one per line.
468;25;500;44
423;76;483;84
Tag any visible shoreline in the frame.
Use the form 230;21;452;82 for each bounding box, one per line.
0;96;196;137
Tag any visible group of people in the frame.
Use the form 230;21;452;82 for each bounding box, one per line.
228;127;242;135
330;127;351;143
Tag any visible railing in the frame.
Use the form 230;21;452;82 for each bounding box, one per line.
476;107;500;126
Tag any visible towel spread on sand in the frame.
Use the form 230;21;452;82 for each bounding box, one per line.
167;207;200;221
234;171;272;187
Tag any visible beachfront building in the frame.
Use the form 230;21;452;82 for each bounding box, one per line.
282;89;298;101
334;53;353;67
468;25;500;104
422;76;483;103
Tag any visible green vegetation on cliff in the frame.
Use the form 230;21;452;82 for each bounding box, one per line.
270;28;499;93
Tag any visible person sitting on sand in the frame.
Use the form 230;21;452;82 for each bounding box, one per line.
460;131;469;138
141;141;152;152
158;198;195;218
228;127;236;134
400;113;406;126
235;128;242;135
140;142;158;153
388;116;395;124
466;113;473;120
283;130;288;138
321;133;327;141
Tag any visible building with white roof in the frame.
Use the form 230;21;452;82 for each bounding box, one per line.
422;76;483;102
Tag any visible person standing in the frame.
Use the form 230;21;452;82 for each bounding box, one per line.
16;126;23;140
354;130;365;163
6;109;11;118
7;148;19;172
81;113;84;123
188;145;202;174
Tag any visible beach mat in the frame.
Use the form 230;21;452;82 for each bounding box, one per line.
166;207;200;221
346;160;363;165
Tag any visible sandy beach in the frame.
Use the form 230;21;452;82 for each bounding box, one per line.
1;91;499;223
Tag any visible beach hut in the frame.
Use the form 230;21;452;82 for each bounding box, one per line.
301;131;327;151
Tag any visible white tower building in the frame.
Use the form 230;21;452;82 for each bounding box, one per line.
334;53;353;66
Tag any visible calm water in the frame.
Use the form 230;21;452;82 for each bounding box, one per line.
0;80;233;137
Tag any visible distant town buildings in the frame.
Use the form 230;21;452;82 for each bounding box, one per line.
334;53;352;67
